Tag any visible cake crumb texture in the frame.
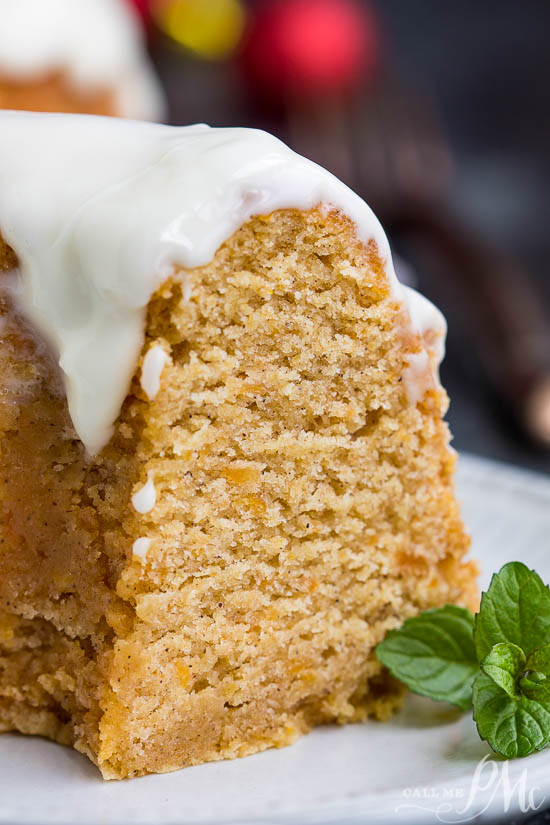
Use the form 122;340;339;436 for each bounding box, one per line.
0;209;476;778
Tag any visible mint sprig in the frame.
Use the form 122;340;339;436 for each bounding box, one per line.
473;672;550;758
479;642;525;698
474;562;550;661
376;605;477;710
376;561;550;760
520;643;550;702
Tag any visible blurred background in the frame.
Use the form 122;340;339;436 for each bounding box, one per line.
5;0;550;472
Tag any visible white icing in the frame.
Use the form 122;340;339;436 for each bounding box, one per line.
403;351;431;404
132;537;152;559
402;285;446;367
141;345;169;401
401;286;446;402
0;0;165;121
0;112;445;454
182;275;192;303
132;473;156;514
401;286;447;403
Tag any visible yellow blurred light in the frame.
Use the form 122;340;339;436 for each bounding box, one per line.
154;0;246;59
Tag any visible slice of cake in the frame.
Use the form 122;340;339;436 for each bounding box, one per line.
0;111;477;779
0;0;164;119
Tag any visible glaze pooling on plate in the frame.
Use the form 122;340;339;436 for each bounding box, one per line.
0;112;445;454
0;0;165;120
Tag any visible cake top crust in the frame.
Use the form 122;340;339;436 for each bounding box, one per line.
0;0;165;121
0;112;444;455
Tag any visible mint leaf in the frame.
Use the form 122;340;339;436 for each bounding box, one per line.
480;643;526;698
474;562;550;661
376;605;477;710
518;644;550;702
473;671;550;758
526;643;550;674
520;672;550;703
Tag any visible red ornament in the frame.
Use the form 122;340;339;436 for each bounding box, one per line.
240;0;380;99
125;0;151;25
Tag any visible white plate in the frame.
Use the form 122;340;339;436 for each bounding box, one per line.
2;453;550;825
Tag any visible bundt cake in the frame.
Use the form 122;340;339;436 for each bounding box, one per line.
0;111;476;779
0;0;164;119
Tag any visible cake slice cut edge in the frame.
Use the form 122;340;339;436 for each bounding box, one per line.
0;110;477;780
0;203;477;779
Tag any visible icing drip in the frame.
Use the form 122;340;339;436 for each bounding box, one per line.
132;537;152;559
141;345;169;401
132;474;156;514
402;285;446;368
401;285;447;401
0;0;165;121
0;112;445;454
